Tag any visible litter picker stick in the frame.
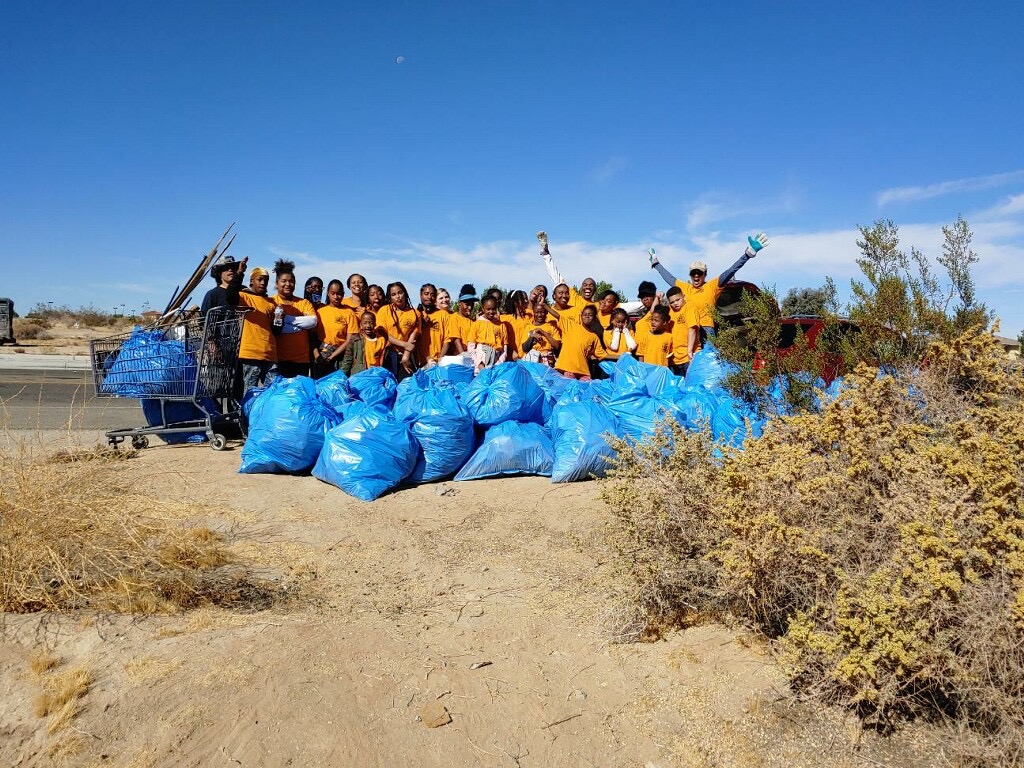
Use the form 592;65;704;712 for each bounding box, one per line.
165;223;235;314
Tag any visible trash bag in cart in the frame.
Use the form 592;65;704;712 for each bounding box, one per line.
100;328;197;397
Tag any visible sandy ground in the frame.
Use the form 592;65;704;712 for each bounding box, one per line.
0;433;948;768
2;319;133;357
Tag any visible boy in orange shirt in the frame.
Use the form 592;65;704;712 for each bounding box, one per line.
551;304;605;381
666;286;699;376
638;306;672;367
342;311;387;375
447;283;477;354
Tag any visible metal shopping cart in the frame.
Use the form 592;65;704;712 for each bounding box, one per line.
90;306;247;450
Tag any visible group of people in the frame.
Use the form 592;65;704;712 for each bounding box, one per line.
200;233;770;391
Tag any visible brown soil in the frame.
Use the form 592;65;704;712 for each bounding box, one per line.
0;440;948;767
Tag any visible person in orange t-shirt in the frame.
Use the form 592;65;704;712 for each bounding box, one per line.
271;259;318;378
521;301;561;366
379;281;421;380
638;305;673;367
314;279;359;377
603;308;638;361
549;301;605;381
416;283;451;365
467;296;508;373
500;290;531;361
447;283;477;353
342;273;368;312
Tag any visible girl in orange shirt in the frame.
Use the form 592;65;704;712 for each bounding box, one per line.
271;259;318;378
521;301;561;366
603;308;638;361
467;296;508;373
550;303;605;381
500;290;531;361
380;281;421;380
314;279;359;376
342;273;369;312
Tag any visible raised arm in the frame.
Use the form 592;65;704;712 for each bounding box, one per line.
647;248;680;287
538;231;567;286
717;233;769;284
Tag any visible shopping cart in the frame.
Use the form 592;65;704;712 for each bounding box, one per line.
90;306;247;450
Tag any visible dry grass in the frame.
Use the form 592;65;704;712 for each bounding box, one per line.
29;649;61;677
123;655;184;684
34;663;93;732
0;435;282;614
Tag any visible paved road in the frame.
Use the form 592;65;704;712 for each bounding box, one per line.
0;368;142;431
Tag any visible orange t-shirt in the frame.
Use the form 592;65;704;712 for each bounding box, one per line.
447;312;473;346
556;317;605;376
363;334;386;367
272;295;317;364
341;296;365;311
379;305;420;352
237;292;276;362
673;277;722;328
417;309;450;362
468;317;508;349
523;319;560;354
670;304;699;364
640;330;673;367
316;305;358;346
633;311;653;351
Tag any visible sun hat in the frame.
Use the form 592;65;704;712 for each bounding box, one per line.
210;255;238;279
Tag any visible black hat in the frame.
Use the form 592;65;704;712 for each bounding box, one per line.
637;280;657;298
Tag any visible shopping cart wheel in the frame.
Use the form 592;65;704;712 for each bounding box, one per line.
210;433;228;451
131;435;149;450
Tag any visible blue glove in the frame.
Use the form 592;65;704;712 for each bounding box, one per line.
746;233;769;257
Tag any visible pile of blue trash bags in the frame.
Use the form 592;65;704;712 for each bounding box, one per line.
238;345;834;502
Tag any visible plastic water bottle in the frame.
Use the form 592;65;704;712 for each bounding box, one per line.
273;306;284;331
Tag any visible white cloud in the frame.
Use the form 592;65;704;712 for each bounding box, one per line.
684;189;801;232
877;170;1024;206
589;155;628;184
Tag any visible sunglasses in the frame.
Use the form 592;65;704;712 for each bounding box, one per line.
689;270;706;277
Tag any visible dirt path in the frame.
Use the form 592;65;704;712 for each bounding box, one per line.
1;442;943;767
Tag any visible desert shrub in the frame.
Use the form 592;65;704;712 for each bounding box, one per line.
0;443;275;614
13;318;52;340
603;336;1024;761
602;218;1023;763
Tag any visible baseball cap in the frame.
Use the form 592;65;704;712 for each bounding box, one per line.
689;260;708;274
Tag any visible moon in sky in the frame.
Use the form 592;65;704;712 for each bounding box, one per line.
395;55;405;64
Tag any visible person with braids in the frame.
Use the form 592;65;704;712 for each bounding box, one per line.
500;289;531;361
380;281;420;380
416;283;451;366
271;259;318;378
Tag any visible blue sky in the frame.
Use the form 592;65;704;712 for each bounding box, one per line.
2;1;1023;334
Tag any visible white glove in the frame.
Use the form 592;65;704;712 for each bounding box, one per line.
282;315;317;333
647;247;659;267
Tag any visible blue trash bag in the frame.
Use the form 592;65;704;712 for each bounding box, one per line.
315;369;354;413
424;362;474;387
461;363;544;426
239;377;341;474
520;365;574;423
408;388;475;482
394;369;447;422
519;360;554;388
455;421;554;480
101;328;197;397
140;399;212;444
607;354;652;391
312;409;419;501
550;400;620;483
603;386;660;440
348;366;398;410
684;343;738;392
643;365;677;397
673;387;719;432
241;387;266;420
711;392;765;447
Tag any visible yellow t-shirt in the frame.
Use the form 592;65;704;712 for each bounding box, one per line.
272;296;317;364
633;311;653;351
640;330;672;367
379;305;420;353
468;317;508;349
363;334;386;367
316;305;357;346
669;305;699;364
341;296;364;311
237;292;276;362
524;319;560;354
447;312;473;346
561;287;597;324
499;314;532;360
418;308;450;362
673;277;722;328
556;317;605;377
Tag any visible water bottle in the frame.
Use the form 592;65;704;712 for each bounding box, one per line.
273;305;284;333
